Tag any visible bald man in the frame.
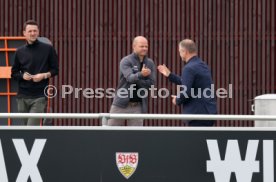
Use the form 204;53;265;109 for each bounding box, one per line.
158;39;217;126
108;36;156;126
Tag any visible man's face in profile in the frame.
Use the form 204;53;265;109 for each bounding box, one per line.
179;46;187;62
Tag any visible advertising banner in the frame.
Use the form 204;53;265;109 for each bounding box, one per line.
0;127;274;182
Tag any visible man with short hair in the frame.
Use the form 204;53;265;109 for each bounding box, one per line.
108;36;156;126
158;39;217;126
11;20;59;125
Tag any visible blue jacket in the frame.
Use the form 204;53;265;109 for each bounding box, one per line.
168;56;217;124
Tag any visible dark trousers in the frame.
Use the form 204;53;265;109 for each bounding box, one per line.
188;120;215;126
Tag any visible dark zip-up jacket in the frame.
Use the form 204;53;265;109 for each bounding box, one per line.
112;53;156;113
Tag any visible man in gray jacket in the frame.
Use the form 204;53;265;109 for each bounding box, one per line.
108;36;156;126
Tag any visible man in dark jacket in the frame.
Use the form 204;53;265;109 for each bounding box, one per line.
11;20;59;125
108;36;156;126
158;39;217;126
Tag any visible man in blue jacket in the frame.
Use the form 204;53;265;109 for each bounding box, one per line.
158;39;217;126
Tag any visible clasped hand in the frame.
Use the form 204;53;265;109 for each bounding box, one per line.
23;72;45;82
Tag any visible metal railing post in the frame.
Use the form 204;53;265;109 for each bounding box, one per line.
99;113;110;126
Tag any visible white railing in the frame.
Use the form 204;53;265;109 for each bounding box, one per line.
1;113;276;124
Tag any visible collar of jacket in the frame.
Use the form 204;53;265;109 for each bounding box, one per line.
131;52;148;63
26;39;39;47
186;55;198;65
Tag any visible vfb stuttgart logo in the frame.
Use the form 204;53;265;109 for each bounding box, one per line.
116;152;139;179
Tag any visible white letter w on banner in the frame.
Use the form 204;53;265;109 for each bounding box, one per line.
206;140;259;182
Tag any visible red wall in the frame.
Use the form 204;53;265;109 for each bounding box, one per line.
1;0;275;126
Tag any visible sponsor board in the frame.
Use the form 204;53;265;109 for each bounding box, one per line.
0;127;274;181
